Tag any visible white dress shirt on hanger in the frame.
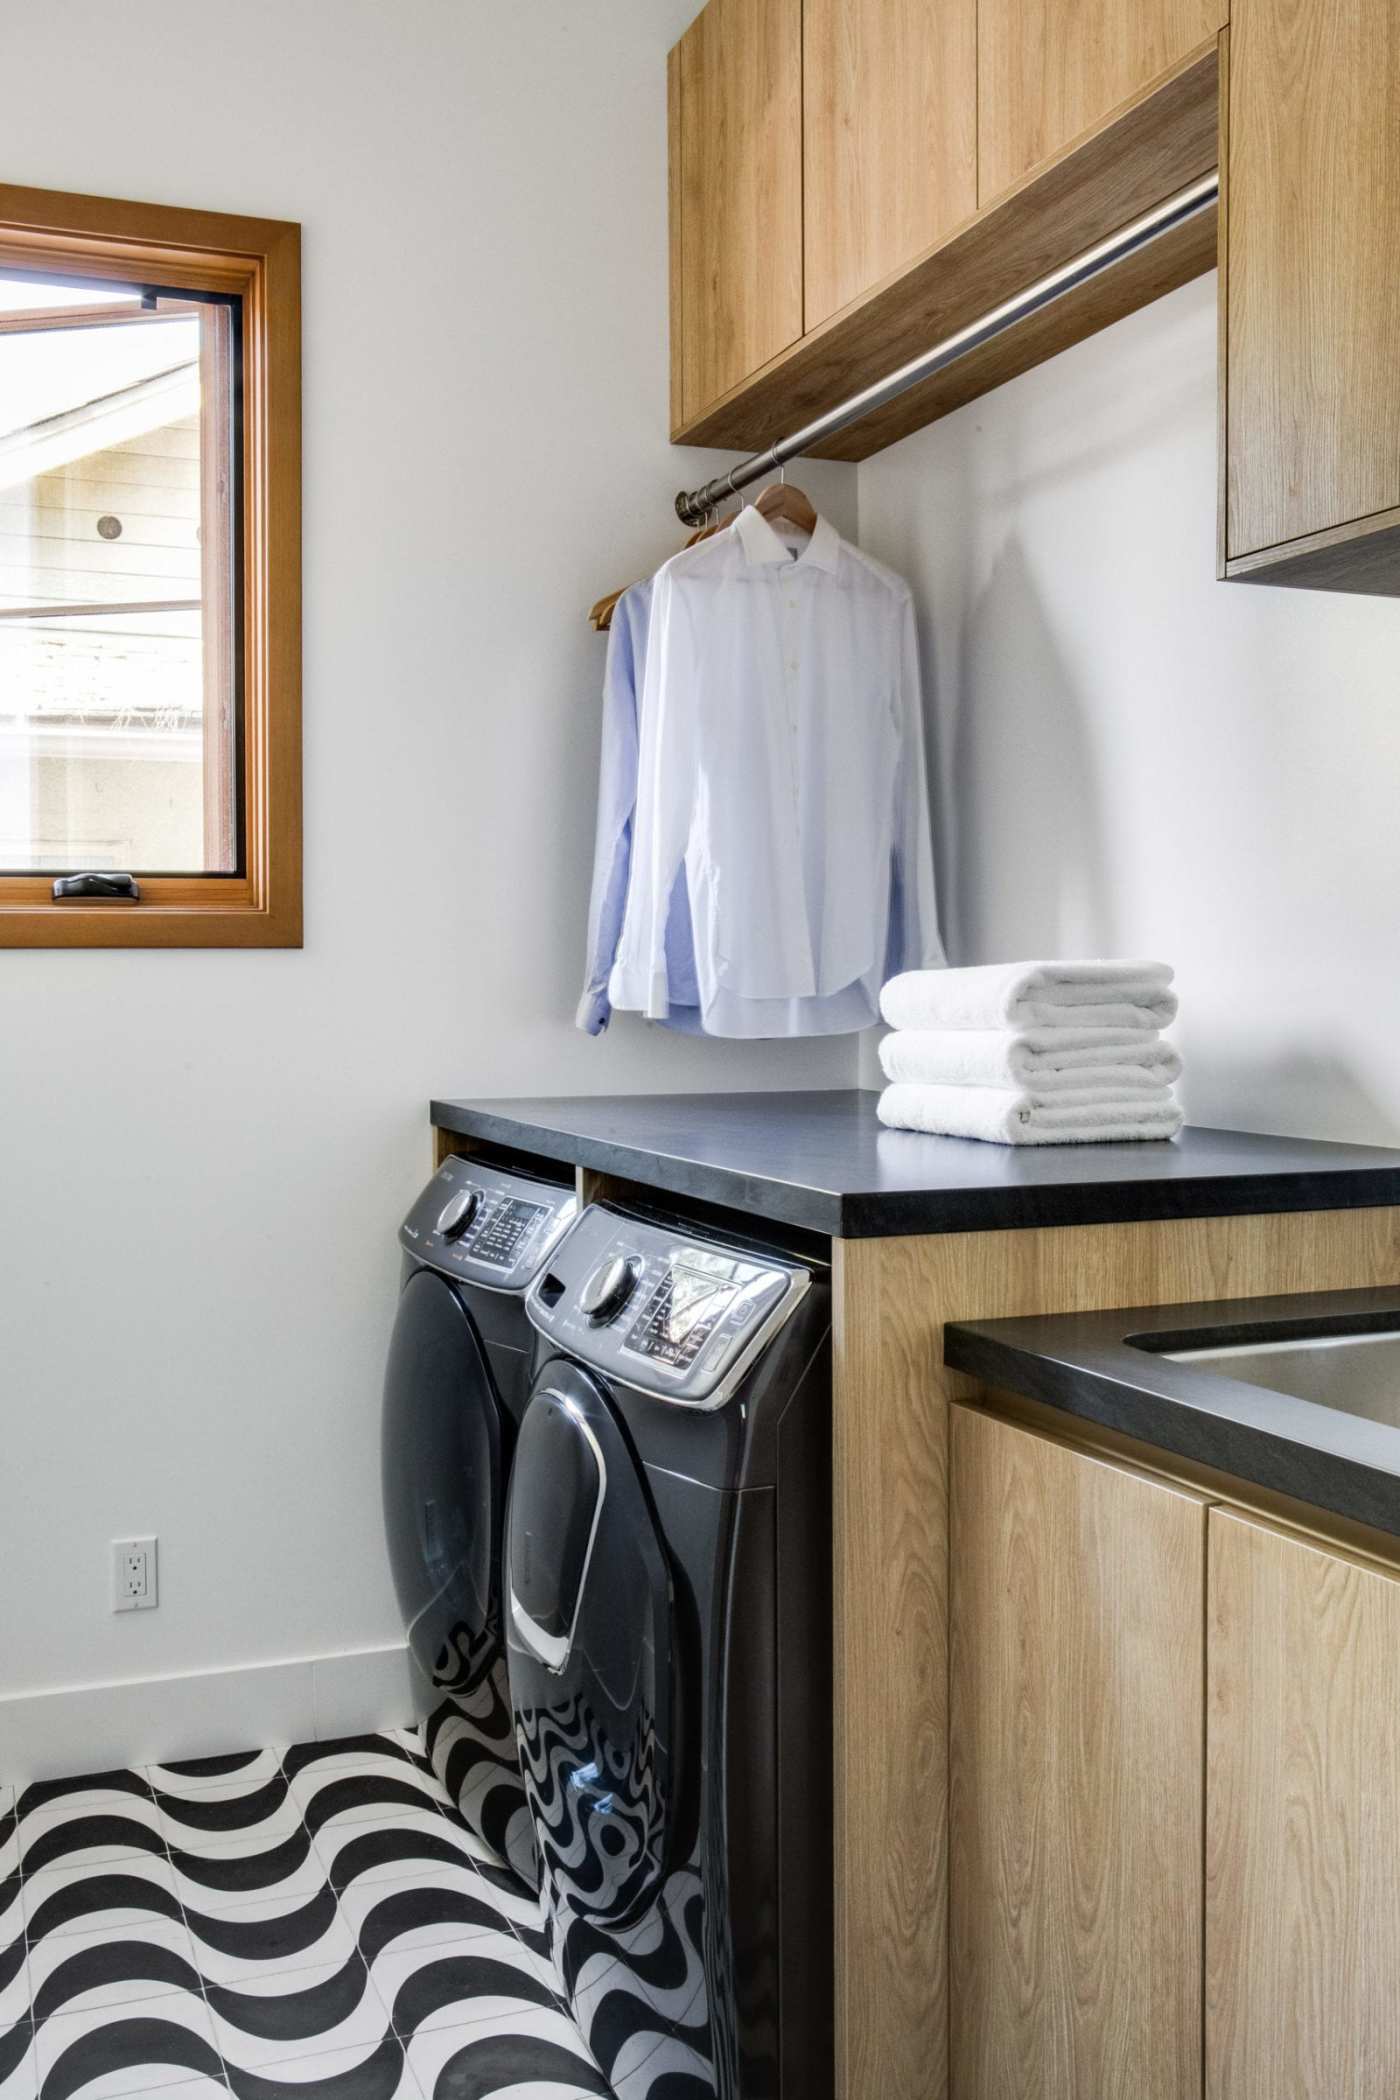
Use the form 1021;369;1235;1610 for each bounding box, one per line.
607;504;943;1039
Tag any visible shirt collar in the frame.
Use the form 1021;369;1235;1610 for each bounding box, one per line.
733;503;841;575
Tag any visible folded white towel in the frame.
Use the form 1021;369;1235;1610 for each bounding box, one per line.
878;1028;1183;1091
878;1082;1184;1146
881;960;1177;1033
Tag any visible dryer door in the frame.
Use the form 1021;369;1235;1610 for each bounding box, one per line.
506;1362;674;1931
381;1267;534;1883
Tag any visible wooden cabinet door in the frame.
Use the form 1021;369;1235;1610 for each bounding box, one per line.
669;0;803;430
802;0;977;331
1223;0;1400;583
977;0;1226;206
1207;1511;1400;2098
950;1406;1206;2100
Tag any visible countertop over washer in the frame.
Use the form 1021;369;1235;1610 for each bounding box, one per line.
429;1088;1400;1239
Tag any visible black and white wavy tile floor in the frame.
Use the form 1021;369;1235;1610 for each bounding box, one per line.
0;1730;613;2099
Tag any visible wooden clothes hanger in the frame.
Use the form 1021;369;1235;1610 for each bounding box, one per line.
587;471;819;632
587;513;732;633
752;472;818;535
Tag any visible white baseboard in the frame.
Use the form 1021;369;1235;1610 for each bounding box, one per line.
0;1642;413;1787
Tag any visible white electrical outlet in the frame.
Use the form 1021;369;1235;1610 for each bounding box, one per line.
112;1536;158;1613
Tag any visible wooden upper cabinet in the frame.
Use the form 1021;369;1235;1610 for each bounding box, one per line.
1222;0;1400;591
1207;1511;1400;2097
669;0;803;430
802;0;977;331
977;0;1227;206
950;1406;1206;2100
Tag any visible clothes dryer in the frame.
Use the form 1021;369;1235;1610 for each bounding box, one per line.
382;1155;576;1884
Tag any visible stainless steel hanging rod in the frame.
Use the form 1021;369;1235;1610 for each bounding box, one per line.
674;170;1219;527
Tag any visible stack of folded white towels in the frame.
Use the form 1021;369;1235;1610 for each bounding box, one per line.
878;960;1183;1145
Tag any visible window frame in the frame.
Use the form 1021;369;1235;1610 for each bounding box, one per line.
0;183;301;947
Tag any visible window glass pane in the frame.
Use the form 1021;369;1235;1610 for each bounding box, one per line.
0;271;238;874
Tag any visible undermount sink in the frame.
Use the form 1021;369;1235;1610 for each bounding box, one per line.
1158;1328;1400;1430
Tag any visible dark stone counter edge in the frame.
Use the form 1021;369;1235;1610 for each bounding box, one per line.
431;1101;1400;1240
946;1295;1400;1541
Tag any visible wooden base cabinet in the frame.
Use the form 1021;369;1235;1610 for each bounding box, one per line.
949;1406;1206;2100
1206;1511;1400;2098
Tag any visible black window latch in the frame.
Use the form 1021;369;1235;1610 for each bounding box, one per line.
51;873;142;902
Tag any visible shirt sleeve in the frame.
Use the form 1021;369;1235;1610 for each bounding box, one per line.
885;587;945;977
609;564;698;1022
575;586;648;1035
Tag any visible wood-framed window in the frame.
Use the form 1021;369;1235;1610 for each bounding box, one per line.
0;184;300;947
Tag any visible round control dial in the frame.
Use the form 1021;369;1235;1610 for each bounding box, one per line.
579;1254;640;1323
436;1187;480;1241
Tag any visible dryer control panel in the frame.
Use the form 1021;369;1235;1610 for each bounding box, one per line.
400;1157;578;1294
525;1205;810;1408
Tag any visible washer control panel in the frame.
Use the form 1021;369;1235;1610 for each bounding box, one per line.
526;1206;809;1408
400;1157;578;1293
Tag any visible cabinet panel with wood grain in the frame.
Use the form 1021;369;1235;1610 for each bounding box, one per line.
949;1404;1206;2100
1206;1510;1400;2098
669;0;803;429
802;0;977;331
977;0;1226;207
1221;0;1400;591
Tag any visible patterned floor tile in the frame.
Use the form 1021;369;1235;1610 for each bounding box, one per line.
169;1830;328;1914
207;1952;385;2069
19;1794;166;1875
339;1870;524;1959
150;1749;285;1795
289;1764;446;1835
0;1733;610;2100
157;1786;304;1855
26;1914;196;2018
0;2018;38;2099
187;1895;359;1988
16;1771;151;1819
0;1916;26;2031
223;2033;421;2097
23;1854;179;1939
405;2006;610;2099
311;1813;494;1893
373;1935;564;2042
34;1986;219;2094
283;1738;421;1782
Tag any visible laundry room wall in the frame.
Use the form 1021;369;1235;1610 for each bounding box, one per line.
856;271;1400;1148
0;0;857;1776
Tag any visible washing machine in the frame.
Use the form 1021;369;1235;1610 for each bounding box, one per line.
503;1202;833;2100
381;1153;577;1884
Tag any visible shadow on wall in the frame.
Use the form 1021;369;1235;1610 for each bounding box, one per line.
1182;1045;1400;1151
943;537;1114;965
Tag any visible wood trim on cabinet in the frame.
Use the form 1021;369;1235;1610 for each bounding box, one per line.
1222;505;1400;596
675;38;1219;460
1216;23;1231;581
0;183;302;947
667;43;685;438
829;1200;1400;2100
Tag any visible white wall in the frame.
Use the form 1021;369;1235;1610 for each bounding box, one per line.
0;0;856;1764
858;272;1400;1146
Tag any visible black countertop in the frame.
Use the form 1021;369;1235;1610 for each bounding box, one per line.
429;1089;1400;1239
947;1289;1400;1538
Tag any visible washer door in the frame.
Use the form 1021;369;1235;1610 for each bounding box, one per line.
381;1267;534;1882
506;1363;674;1931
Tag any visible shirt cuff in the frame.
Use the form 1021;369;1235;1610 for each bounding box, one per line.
575;986;611;1035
